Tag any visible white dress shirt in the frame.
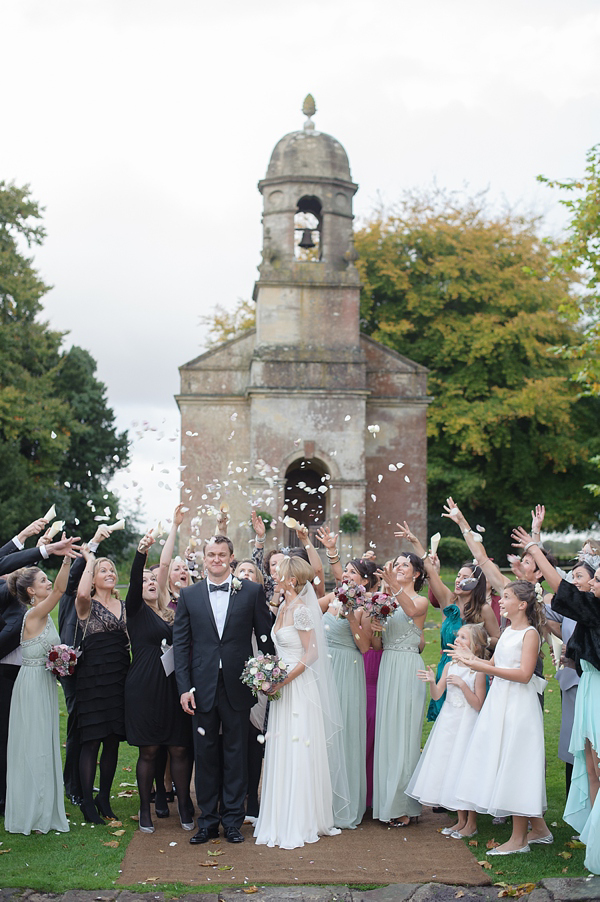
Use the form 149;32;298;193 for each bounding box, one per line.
207;577;232;666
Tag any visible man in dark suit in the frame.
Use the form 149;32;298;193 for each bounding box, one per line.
173;535;274;844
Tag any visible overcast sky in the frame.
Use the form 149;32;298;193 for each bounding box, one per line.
2;0;600;528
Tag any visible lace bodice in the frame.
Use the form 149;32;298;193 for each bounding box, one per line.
382;606;421;652
77;598;127;638
20;613;59;667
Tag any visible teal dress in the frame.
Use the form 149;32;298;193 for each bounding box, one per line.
323;611;366;828
373;607;426;822
5;612;69;834
427;604;463;722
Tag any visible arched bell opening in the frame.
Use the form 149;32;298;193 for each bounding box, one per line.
283;458;330;547
294;195;322;262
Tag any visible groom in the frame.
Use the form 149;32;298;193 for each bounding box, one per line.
173;534;274;844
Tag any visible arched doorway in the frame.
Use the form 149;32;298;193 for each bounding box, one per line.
284;458;330;547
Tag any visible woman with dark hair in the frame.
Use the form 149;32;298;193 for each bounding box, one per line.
75;548;130;823
372;533;429;826
4;539;79;834
125;531;194;834
318;556;375;828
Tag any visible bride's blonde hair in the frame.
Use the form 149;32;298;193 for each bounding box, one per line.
277;556;314;591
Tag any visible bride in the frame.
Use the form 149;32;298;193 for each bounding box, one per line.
254;555;350;848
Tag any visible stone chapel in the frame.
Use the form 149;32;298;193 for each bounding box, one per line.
177;98;429;565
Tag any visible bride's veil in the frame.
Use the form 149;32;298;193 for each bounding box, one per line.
297;580;352;828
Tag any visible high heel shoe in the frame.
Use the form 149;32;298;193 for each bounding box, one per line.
138;811;155;834
94;795;117;820
80;801;106;825
178;801;195;831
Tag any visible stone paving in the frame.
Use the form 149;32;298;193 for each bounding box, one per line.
2;879;600;902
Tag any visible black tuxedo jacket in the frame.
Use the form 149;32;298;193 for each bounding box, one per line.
0;598;26;661
173;577;275;713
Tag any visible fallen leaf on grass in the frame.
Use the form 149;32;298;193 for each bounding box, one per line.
111;830;125;836
566;840;585;849
211;838;221;844
562;867;569;873
107;820;122;827
122;766;132;772
455;893;465;898
200;862;215;868
118;790;135;798
207;849;224;856
558;851;572;859
468;840;478;847
218;865;234;870
478;860;492;869
243;888;259;895
486;838;499;849
130;814;139;821
119;781;137;787
103;841;119;848
0;849;11;854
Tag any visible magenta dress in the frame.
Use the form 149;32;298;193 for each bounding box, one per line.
364;648;383;807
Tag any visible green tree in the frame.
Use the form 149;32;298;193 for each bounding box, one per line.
538;143;600;396
354;188;600;555
0;180;132;551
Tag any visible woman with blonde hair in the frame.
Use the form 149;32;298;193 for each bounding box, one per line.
254;555;350;848
76;549;130;823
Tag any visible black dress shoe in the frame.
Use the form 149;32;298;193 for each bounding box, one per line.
189;826;219;844
224;826;245;843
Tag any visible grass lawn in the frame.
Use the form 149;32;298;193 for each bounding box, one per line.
0;571;593;891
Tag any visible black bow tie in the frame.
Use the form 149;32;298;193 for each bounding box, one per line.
209;583;230;593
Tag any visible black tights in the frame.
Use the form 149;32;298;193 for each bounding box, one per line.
79;733;120;815
137;744;193;829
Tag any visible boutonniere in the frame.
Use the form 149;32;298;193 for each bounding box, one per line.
231;577;242;595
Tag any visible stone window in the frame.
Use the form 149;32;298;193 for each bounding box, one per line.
294;195;322;262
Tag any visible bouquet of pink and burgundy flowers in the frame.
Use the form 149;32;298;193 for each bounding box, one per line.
46;644;81;678
361;592;400;635
241;653;288;701
333;581;366;614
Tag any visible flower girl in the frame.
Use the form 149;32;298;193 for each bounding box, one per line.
406;624;487;838
451;580;552;855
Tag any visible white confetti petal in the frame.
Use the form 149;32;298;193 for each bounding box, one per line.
388;464;397;471
197;727;206;736
344;415;351;421
256;734;265;745
404;475;410;483
371;494;377;502
50;431;57;439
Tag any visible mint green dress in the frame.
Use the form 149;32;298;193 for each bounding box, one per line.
372;607;426;822
5;612;69;834
323;611;366;828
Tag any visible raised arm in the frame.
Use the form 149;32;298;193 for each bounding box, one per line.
382;561;429;623
24;556;74;639
295;524;325;597
157;503;185;595
75;545;96;620
126;531;155;618
315;525;343;582
442;497;509;594
394;521;454;609
511;527;561;592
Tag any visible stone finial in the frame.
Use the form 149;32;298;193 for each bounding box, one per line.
302;94;316;131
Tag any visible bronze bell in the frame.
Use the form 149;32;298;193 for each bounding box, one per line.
298;228;315;249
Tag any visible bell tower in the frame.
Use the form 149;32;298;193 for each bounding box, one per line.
252;95;361;358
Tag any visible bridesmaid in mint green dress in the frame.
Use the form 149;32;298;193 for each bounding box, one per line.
322;559;375;828
372;541;429;826
5;552;76;834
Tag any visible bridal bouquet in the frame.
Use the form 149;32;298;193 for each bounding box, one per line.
46;644;81;678
241;653;288;701
362;592;400;635
333;581;366;615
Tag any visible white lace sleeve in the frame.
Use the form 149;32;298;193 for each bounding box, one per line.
293;604;315;631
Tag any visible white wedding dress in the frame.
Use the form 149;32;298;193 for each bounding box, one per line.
254;601;345;849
